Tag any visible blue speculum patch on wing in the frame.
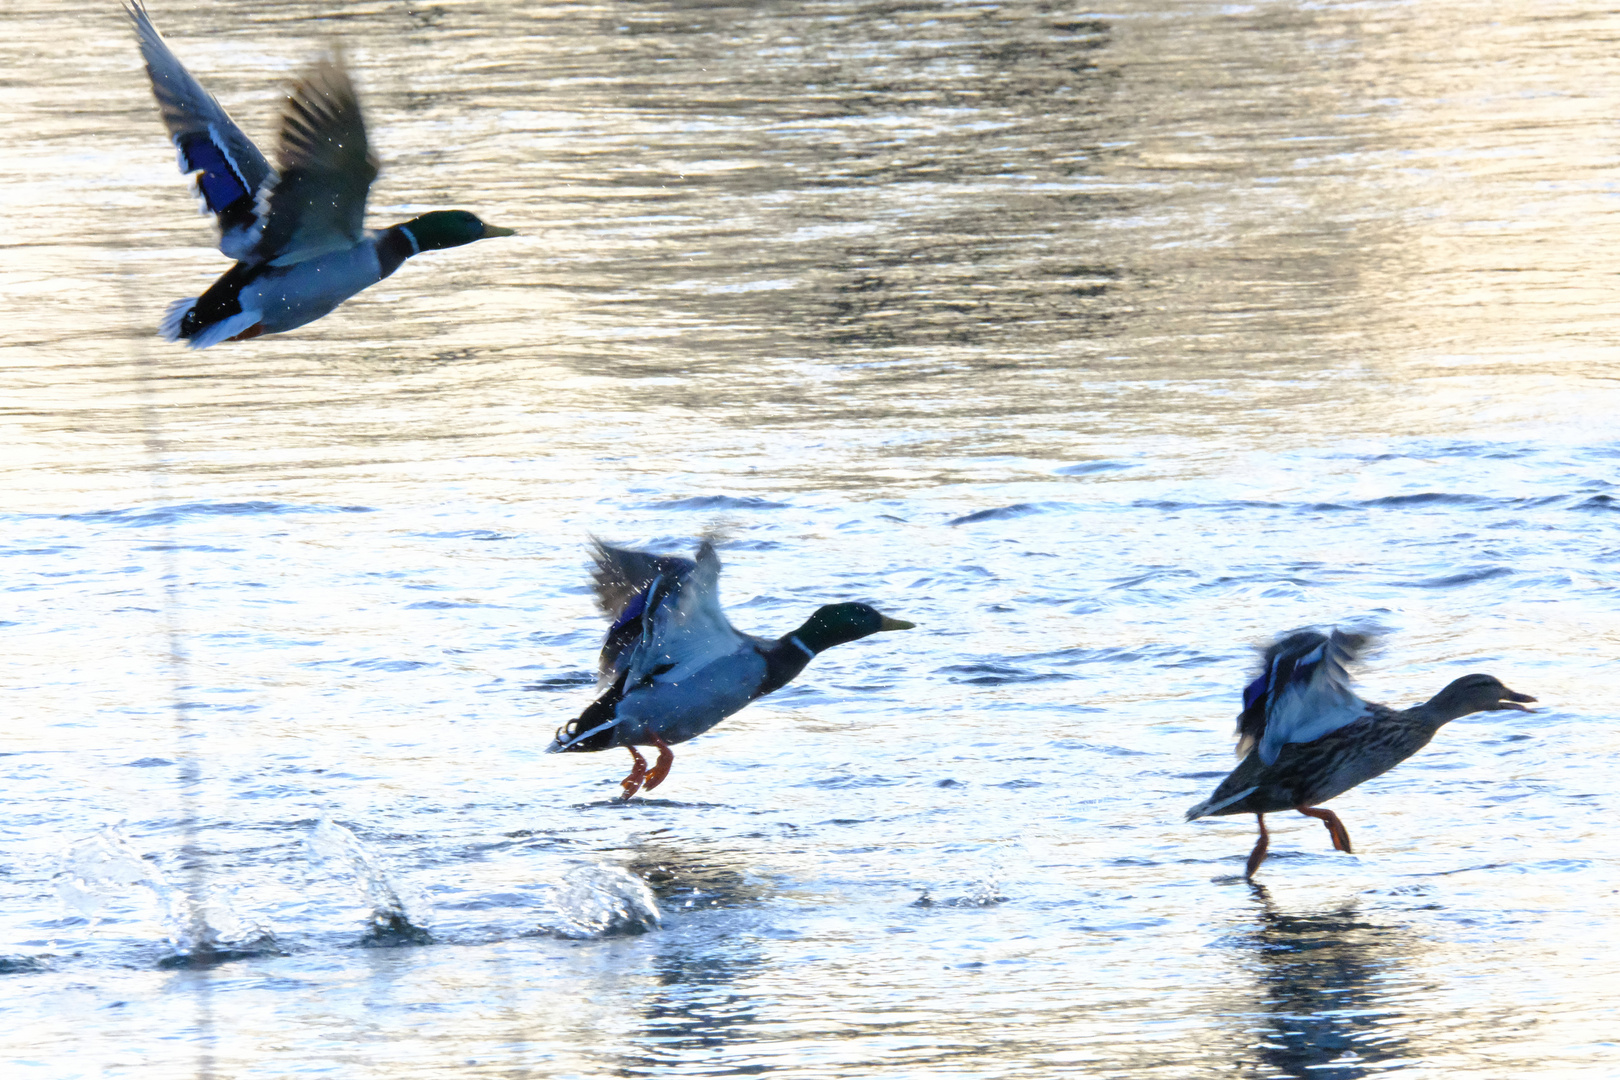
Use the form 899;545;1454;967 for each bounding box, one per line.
609;589;648;637
177;132;250;213
1242;672;1268;712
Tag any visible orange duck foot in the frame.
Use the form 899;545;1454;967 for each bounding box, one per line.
1297;806;1354;853
619;745;649;801
643;734;674;791
1245;813;1270;879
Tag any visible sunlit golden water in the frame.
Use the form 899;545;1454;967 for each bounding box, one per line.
2;0;1618;1077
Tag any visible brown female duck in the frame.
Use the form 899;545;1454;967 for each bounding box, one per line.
1187;629;1535;878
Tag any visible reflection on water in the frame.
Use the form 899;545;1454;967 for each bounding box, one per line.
2;0;1620;1077
1226;891;1421;1077
622;834;774;911
625;932;767;1078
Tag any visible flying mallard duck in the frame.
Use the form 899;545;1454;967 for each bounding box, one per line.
548;539;915;801
126;2;513;347
1186;629;1535;879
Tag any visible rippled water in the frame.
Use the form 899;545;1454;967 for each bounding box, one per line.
4;0;1619;1076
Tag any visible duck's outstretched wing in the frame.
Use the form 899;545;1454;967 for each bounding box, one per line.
126;1;273;261
589;539;744;689
591;541;694;685
590;540;697;621
249;55;379;267
1236;629;1371;765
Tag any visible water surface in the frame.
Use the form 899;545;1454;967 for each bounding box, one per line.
2;0;1618;1076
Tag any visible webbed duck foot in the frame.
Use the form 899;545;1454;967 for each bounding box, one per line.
1297;805;1353;853
642;734;674;791
618;745;649;802
1244;813;1270;879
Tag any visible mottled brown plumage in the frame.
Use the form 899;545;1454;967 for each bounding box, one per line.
1188;669;1536;879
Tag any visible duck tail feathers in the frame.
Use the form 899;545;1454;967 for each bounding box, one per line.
159;298;195;342
1185;785;1258;821
548;713;620;754
184;309;261;350
550;676;627;754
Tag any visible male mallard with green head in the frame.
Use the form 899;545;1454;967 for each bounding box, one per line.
548;540;914;801
126;2;513;347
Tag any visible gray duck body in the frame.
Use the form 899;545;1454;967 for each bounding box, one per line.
570;643;778;750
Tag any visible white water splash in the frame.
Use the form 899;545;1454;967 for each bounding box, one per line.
306;817;432;934
54;827;271;954
550;864;661;938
